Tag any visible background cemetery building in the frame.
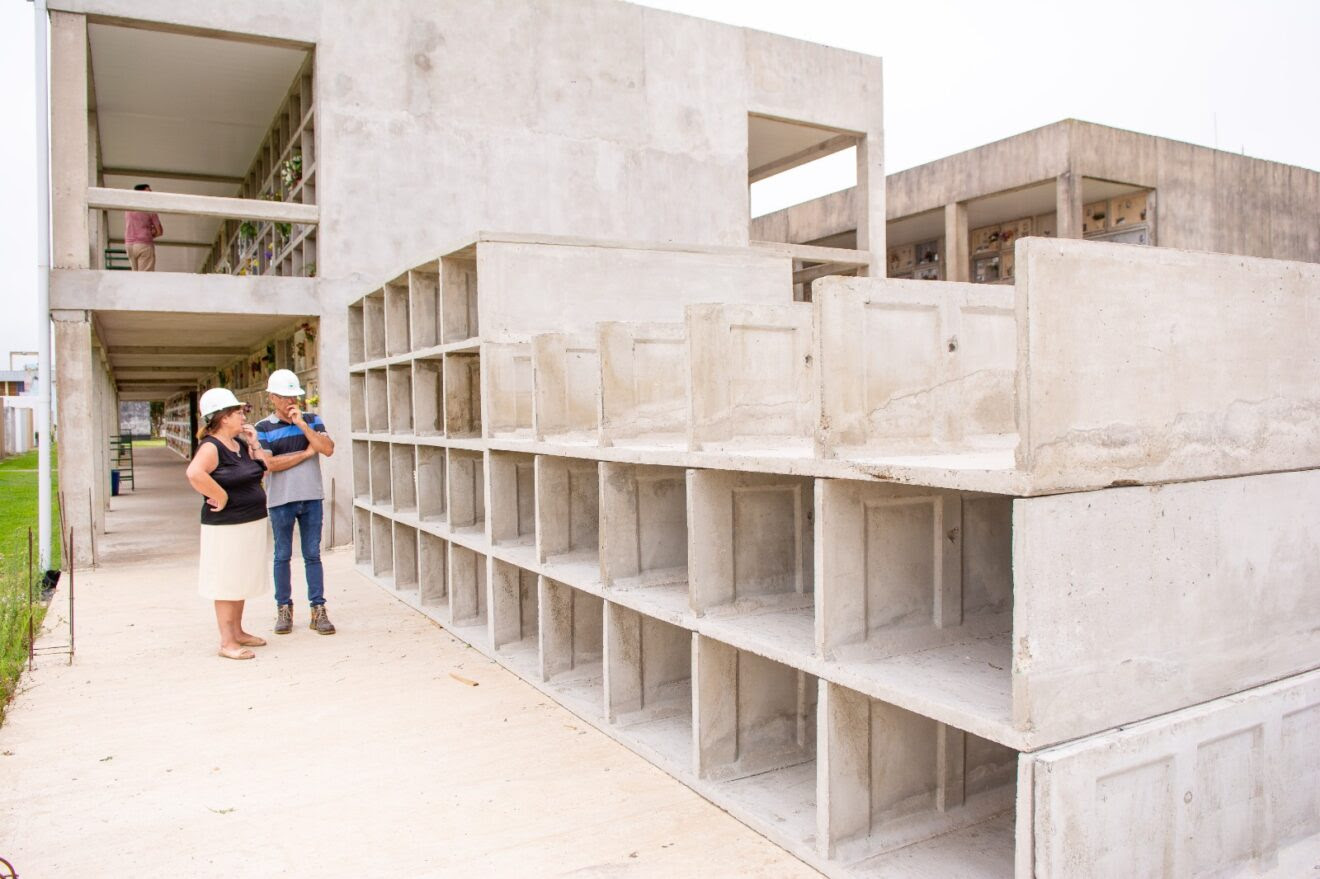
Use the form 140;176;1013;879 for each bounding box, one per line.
40;1;1320;877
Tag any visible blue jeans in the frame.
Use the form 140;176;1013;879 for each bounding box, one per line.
270;499;325;607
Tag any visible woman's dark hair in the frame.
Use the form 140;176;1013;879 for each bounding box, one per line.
196;406;241;441
134;183;150;191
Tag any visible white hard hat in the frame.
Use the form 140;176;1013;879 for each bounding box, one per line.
199;387;242;418
266;369;305;396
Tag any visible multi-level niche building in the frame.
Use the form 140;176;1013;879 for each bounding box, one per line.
42;2;1320;876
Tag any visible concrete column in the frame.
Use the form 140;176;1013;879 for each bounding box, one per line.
50;11;90;269
854;64;885;275
943;202;970;282
53;309;97;567
1055;170;1084;239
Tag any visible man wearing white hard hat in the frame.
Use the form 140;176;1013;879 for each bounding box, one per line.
256;368;337;635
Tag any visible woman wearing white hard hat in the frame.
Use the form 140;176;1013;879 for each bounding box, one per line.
185;387;274;660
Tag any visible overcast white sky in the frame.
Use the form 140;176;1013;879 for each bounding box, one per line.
2;0;1317;362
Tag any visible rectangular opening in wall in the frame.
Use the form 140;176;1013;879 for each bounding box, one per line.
390;443;416;514
440;255;479;343
821;682;1017;873
371;513;393;581
607;604;692;768
384;276;410;357
535;456;600;583
350;372;366;432
363;290;386;361
353;506;371;567
485;342;534;439
489;452;537;555
365;368;388;433
695;637;817;847
446;449;485;536
348;301;365;364
409;265;441;351
417;446;446;523
394;522;419;592
532;332;599;443
387;364;413;434
539;577;604;717
597;322;687;449
418;532;449;614
352;440;369;500
413;357;444;435
448;544;488;644
491;559;540;677
600;463;690;623
444;352;482;438
368;441;391;508
748;113;858;221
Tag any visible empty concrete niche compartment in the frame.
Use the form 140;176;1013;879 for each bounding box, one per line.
393;522;419;593
412;358;444;435
370;513;394;583
365;368;388;433
484;342;534;439
408;266;441;351
491;559;539;676
416;446;446;523
387;365;413;434
440;254;479;344
687;303;814;454
368;441;391;508
443;352;482;437
605;604;692;767
390;444;417;515
348;301;365;365
539;577;605;716
384;275;410;357
351;440;369;501
448;544;488;643
600;462;690;623
820;682;1017;875
417;532;449;614
689;470;815;659
349;373;366;432
532;332;599;443
598;321;687;449
362;289;386;361
694;636;817;848
353;506;371;568
446;449;485;537
535;456;599;584
488;452;536;561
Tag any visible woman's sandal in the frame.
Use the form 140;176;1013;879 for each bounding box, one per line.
218;646;256;660
236;635;267;647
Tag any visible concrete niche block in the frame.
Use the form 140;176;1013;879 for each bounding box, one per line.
408;266;441;351
384;276;410;357
351;440;369;500
348;301;365;365
412;357;444;435
693;637;817;845
349;373;366;432
370;513;393;580
448;544;488;638
490;559;539;675
813;277;1015;456
365;368;388;433
534;456;599;575
362;289;385;361
814;479;1012;661
686;302;814;453
393;523;419;592
389;444;416;513
818;682;1017;864
605;603;692;766
531;332;599;442
440;255;479;343
599;462;689;622
487;451;536;552
539;577;605;713
597;321;687;448
386;365;413;434
353;506;371;567
415;446;446;523
445;449;485;534
443;352;481;437
483;341;534;439
418;532;448;612
368;441;391;507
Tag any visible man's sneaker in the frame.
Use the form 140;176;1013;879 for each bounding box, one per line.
274;604;293;635
310;605;336;635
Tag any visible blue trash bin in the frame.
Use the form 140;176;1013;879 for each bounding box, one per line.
111;469;121;496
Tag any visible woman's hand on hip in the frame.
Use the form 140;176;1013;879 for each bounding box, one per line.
207;492;229;512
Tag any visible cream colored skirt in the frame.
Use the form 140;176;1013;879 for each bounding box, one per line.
198;518;272;601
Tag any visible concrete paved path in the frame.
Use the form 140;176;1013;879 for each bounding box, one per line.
0;446;818;879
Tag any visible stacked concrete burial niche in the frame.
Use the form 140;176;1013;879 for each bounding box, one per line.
349;232;1320;877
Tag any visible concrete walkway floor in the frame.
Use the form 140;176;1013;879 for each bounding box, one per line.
0;446;819;879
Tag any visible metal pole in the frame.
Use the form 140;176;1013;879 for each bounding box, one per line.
34;0;53;572
68;526;75;664
28;527;34;672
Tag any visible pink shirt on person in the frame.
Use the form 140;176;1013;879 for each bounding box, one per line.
125;211;162;245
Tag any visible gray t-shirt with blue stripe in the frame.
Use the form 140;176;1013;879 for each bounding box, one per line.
255;413;326;508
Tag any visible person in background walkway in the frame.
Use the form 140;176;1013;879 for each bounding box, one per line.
124;183;164;271
186;389;284;660
257;369;337;636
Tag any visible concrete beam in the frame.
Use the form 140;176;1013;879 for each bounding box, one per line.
101;167;244;185
749;133;857;184
51;269;321;316
86;187;319;225
108;346;249;356
51;11;90;269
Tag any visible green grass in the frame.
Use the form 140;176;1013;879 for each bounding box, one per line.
133;438;166;448
0;448;62;721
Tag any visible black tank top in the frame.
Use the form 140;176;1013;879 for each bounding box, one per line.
198;435;269;525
